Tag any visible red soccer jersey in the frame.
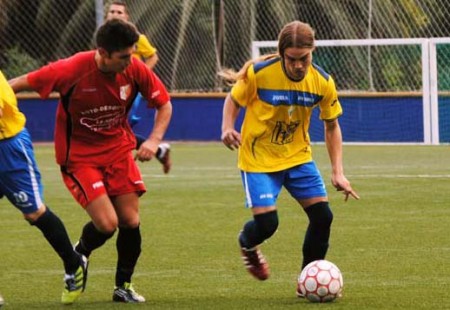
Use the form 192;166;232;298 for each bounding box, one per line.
27;51;170;166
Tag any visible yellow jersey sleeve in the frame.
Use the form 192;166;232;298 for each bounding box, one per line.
230;65;257;108
0;71;26;139
133;34;157;60
319;75;342;121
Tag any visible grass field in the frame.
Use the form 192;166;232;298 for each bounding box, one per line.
1;142;450;309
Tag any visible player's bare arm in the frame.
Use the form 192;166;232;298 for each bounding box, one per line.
324;119;360;201
221;94;241;150
8;75;32;93
144;54;159;70
135;100;172;162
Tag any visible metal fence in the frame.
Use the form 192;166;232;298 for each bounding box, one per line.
1;0;449;92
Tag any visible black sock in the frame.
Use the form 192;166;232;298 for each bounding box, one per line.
75;221;115;258
31;207;79;274
302;202;333;269
239;210;279;249
115;225;142;287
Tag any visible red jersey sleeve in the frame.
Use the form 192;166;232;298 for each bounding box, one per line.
27;63;58;99
27;52;96;99
27;60;70;99
132;59;170;108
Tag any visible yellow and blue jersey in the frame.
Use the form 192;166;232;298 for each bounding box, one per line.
231;57;342;172
0;70;26;140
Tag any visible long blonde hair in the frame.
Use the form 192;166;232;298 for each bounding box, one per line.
219;21;315;85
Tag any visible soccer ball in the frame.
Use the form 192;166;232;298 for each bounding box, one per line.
297;259;343;302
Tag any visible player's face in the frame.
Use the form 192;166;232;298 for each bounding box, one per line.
107;4;129;21
282;47;313;81
102;46;135;73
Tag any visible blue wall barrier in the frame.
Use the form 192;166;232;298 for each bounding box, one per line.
18;95;428;143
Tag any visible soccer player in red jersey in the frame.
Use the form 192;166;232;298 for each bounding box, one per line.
9;19;172;303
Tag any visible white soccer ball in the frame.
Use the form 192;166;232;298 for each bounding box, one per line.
297;259;343;302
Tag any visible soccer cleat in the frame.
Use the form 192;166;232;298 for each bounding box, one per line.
156;143;171;174
240;247;270;280
113;282;145;303
238;232;269;280
239;231;269;280
61;255;88;305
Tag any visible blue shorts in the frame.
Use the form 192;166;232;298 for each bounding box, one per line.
0;128;44;214
240;161;327;208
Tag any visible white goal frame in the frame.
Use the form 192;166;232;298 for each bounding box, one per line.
252;38;450;145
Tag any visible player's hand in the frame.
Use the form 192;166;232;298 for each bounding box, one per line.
332;174;360;202
221;129;241;150
134;139;158;162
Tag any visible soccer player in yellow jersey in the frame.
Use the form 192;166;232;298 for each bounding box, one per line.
106;0;171;173
221;21;359;292
0;70;87;304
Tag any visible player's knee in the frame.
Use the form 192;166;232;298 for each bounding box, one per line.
99;224;117;235
254;210;279;239
94;218;119;235
119;218;140;229
306;201;333;228
118;211;140;229
25;204;48;224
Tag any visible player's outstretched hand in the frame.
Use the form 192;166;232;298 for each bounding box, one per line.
332;174;360;202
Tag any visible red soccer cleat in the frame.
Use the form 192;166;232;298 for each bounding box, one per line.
240;246;270;280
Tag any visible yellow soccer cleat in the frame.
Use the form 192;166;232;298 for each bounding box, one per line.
113;282;145;303
61;255;88;305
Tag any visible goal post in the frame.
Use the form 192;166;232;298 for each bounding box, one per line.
429;38;450;144
252;38;442;145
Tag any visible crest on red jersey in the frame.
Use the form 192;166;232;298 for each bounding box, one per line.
120;84;131;100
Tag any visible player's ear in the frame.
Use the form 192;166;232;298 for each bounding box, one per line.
98;47;109;59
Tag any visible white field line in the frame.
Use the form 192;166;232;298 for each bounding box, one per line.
347;174;450;178
39;165;450;179
139;173;450;179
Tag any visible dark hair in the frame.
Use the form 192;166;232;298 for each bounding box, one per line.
95;19;139;53
278;21;315;56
